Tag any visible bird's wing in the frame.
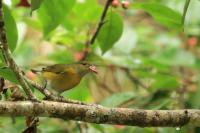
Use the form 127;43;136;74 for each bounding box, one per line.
42;64;75;74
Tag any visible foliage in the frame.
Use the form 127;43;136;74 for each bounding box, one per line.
0;0;200;132
97;11;123;53
3;4;18;52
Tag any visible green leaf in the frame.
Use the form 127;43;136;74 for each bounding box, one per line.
24;18;42;30
132;3;182;30
0;67;18;84
189;76;200;108
3;4;18;52
151;75;179;90
48;51;74;64
101;92;135;107
90;124;105;133
31;0;44;14
37;0;75;36
97;12;123;53
62;80;90;101
0;53;4;63
147;98;171;109
152;48;196;66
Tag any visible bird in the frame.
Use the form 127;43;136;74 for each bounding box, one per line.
31;62;97;95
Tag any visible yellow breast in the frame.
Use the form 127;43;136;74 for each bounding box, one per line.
42;69;81;94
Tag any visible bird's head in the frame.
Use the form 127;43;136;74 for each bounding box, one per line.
75;61;97;77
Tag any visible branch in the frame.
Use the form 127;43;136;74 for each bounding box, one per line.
0;2;86;104
0;1;36;100
90;0;112;44
121;67;147;89
0;101;199;127
182;0;191;25
24;77;94;105
81;0;112;61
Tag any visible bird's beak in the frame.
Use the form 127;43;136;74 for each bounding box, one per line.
89;65;98;74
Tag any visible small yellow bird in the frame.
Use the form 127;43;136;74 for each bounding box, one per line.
32;62;97;95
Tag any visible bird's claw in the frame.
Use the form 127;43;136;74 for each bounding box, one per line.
42;79;47;90
30;97;41;103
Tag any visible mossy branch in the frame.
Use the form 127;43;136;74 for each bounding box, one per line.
0;0;36;100
0;101;199;127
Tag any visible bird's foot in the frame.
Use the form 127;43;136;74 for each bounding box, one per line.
29;97;41;103
42;79;47;90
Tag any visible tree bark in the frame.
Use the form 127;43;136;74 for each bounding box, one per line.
0;101;199;127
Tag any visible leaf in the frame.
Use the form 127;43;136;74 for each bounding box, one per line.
100;92;135;107
0;67;18;84
97;12;123;53
62;80;90;101
37;0;75;36
0;53;4;63
62;0;102;31
152;48;196;66
189;76;200;108
3;4;18;52
147;98;171;109
48;51;74;64
24;18;42;30
90;124;105;132
132;3;182;30
30;0;44;14
151;75;179;90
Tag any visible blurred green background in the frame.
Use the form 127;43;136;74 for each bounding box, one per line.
0;0;200;132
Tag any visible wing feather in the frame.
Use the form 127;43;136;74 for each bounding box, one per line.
42;64;75;74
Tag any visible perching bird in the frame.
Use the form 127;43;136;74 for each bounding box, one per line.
32;62;97;95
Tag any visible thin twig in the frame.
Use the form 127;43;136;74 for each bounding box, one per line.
90;0;112;44
0;1;36;100
182;0;191;26
117;97;136;108
24;77;97;106
23;117;39;133
80;0;112;61
122;68;147;89
76;122;84;133
92;74;114;94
